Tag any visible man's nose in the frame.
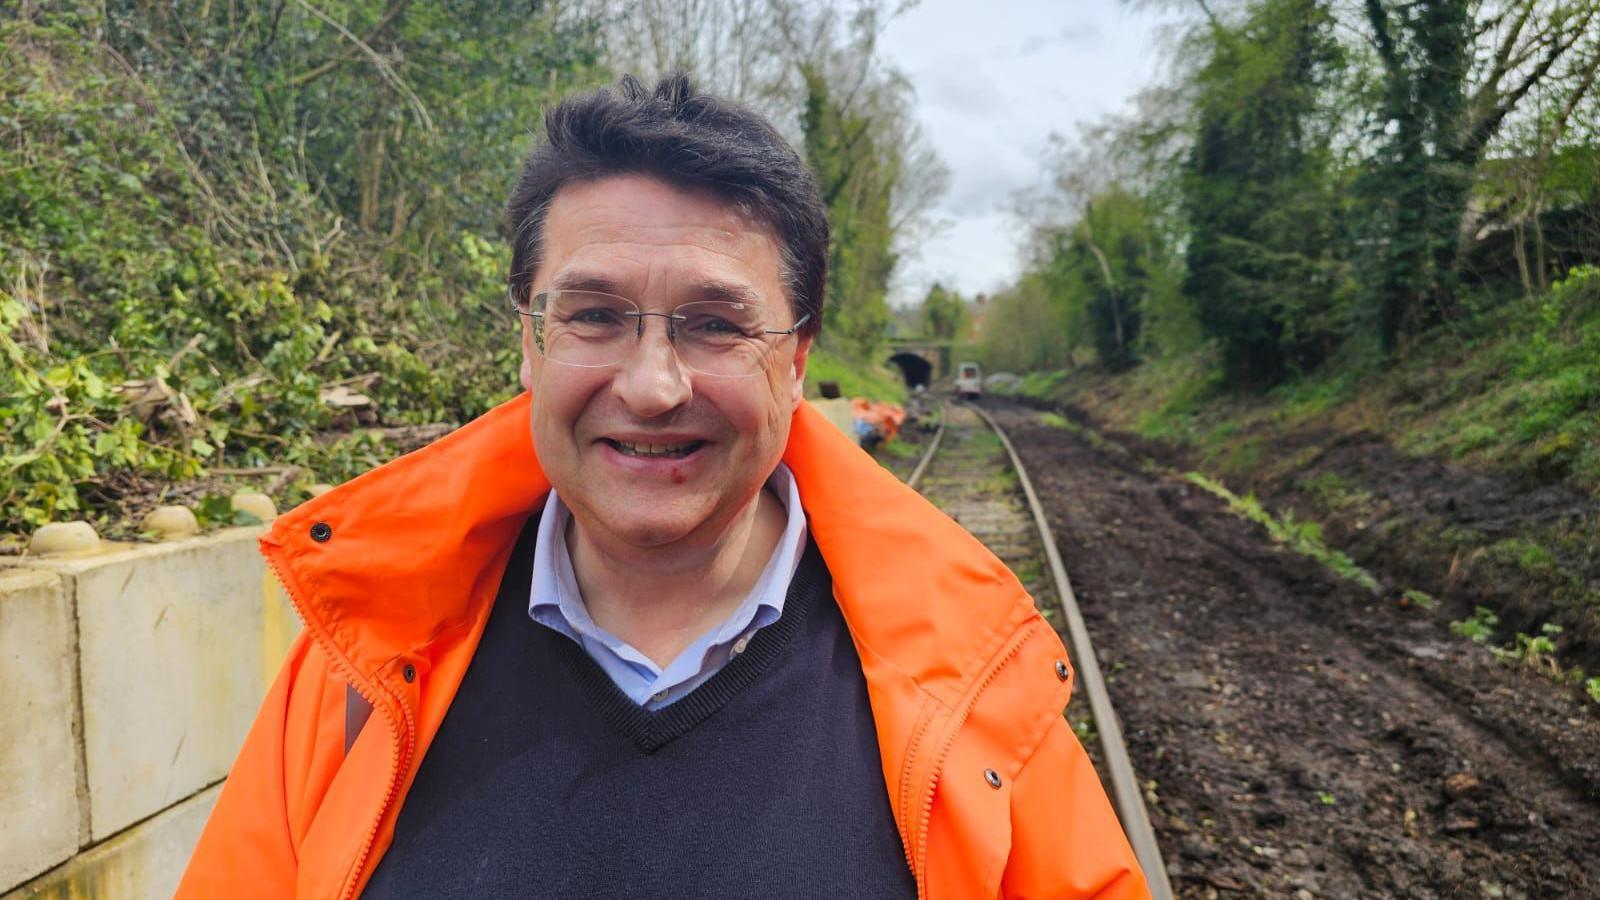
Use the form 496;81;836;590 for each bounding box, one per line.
611;317;692;417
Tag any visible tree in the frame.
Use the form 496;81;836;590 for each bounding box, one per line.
1182;0;1347;384
777;2;946;361
920;281;969;341
1360;0;1600;351
596;0;797;121
973;274;1078;373
598;0;947;363
1025;186;1175;372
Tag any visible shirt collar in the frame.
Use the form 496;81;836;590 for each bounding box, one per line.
529;462;809;653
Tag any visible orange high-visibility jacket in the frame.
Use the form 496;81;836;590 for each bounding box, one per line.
178;394;1149;899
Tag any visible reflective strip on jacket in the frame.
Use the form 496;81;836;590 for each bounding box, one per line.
177;393;1150;899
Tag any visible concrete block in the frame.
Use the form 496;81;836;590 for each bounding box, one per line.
259;566;300;690
2;784;219;900
808;398;860;444
24;528;299;841
0;570;83;892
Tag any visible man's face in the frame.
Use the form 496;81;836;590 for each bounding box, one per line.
520;174;811;550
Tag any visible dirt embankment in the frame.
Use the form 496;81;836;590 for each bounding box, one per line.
992;403;1600;899
1040;397;1600;673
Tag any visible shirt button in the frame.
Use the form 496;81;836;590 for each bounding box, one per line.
731;636;751;655
651;689;669;703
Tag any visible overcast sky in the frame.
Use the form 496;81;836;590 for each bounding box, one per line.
879;0;1176;306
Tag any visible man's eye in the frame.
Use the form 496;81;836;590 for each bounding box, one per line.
686;316;747;335
570;308;624;325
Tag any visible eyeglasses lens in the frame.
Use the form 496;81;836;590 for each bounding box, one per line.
535;291;786;377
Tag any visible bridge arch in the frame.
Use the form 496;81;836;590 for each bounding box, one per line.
887;352;933;389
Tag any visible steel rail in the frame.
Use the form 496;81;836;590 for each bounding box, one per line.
949;402;1174;899
904;401;948;492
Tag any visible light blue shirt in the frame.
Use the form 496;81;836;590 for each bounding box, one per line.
528;463;808;710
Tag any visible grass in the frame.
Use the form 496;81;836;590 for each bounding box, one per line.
877;438;920;459
1022;267;1600;496
804;346;908;403
1033;409;1129;457
981;466;1018;494
963;430;1004;454
1016;369;1071;399
1295;471;1373;515
1488;537;1557;577
1185;471;1381;593
1392;268;1600;488
1011;557;1045;587
1402;588;1437;610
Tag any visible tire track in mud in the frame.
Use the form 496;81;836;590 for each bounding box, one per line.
992;404;1600;899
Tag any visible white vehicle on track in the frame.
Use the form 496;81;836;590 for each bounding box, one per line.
955;362;983;400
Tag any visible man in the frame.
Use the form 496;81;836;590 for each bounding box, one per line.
180;74;1147;899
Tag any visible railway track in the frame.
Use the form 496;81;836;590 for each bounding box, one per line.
906;401;1174;898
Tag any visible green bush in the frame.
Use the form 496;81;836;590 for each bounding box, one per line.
1;9;599;534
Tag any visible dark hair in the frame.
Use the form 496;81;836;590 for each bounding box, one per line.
506;73;827;337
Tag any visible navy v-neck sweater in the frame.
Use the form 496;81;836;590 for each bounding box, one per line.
361;519;916;899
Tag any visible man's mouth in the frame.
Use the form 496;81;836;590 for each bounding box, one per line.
603;438;706;459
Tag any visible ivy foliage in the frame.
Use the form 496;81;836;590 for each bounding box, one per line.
988;0;1599;391
2;4;604;534
1182;0;1349;384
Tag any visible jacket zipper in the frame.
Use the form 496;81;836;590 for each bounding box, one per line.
900;622;1036;898
263;543;417;900
896;706;938;878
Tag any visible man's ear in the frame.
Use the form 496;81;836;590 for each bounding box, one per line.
789;335;812;410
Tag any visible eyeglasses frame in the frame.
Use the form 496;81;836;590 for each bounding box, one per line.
506;283;811;377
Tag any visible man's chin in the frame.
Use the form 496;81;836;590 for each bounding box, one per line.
589;512;713;550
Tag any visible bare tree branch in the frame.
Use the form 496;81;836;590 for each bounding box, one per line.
289;0;432;131
289;0;412;88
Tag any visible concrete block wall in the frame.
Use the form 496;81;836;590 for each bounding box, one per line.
1;528;299;898
0;570;82;891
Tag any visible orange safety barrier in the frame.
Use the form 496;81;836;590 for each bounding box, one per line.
850;398;906;443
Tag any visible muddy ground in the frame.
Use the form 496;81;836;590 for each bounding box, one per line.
989;402;1600;898
1056;390;1600;671
1249;428;1600;666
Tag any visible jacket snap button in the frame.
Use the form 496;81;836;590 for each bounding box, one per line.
402;664;416;683
1054;660;1069;681
984;769;1002;789
310;522;332;542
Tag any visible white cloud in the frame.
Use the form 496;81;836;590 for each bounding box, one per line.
1015;22;1104;56
881;0;1174;304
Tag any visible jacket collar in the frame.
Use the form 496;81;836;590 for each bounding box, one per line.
263;392;1035;711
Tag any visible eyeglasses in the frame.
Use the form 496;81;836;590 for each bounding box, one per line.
509;288;810;378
